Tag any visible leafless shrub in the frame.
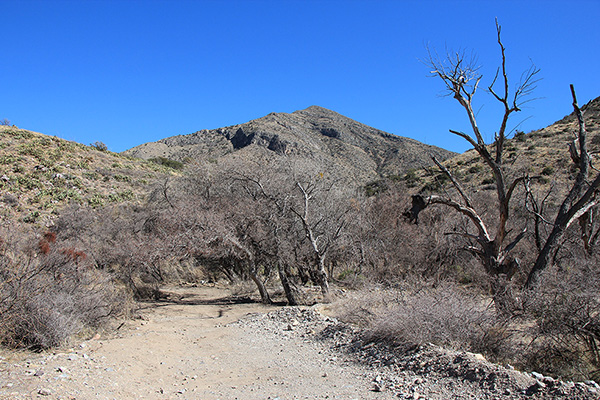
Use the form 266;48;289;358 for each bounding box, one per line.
362;282;503;355
0;228;128;349
522;260;600;381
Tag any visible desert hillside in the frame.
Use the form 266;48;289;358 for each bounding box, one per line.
125;105;456;186
0;126;179;227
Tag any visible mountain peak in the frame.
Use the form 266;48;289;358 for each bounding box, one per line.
124;107;456;185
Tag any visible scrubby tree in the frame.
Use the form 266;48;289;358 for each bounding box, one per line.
415;20;600;314
414;20;539;312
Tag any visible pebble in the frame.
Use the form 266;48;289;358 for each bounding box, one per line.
38;388;51;396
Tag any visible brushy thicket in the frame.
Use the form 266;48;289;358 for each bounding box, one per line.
0;228;129;349
333;185;600;382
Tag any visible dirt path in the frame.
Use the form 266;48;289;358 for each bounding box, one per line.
0;286;397;400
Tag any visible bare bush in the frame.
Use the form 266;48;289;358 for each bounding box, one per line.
360;282;503;356
522;260;600;381
0;228;128;349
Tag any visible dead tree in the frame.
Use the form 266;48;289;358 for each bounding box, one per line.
415;20;539;313
525;85;600;287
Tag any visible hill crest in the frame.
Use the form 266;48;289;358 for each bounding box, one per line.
124;106;456;185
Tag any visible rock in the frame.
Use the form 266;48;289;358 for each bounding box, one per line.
531;371;545;381
372;383;382;392
525;380;545;395
585;380;600;389
38;388;51;396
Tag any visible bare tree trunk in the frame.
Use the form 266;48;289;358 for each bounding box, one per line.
277;263;298;305
249;267;272;304
315;256;330;299
525;85;600;288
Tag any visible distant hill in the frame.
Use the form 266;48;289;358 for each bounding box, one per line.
0;126;177;227
124;106;456;186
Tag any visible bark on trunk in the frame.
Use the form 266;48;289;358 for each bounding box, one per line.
278;263;298;306
249;269;272;304
525;225;564;288
315;257;330;300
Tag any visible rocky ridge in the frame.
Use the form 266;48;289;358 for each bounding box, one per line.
125;106;456;186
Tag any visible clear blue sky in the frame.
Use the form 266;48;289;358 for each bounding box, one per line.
2;0;599;153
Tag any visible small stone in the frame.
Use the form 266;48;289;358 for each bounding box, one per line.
33;370;44;377
38;388;51;396
372;383;382;392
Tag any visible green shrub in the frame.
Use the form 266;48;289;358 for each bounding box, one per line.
113;174;131;182
22;211;40;223
404;169;421;187
468;165;483;174
364;180;387;197
88;194;105;208
149;156;185;171
514;130;526;142
541;166;555;176
0;154;21;165
90;141;108;152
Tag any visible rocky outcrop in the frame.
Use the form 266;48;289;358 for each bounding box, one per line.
124;106;456;187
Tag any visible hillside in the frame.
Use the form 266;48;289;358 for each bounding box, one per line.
0;126;179;227
417;96;600;193
124;106;456;186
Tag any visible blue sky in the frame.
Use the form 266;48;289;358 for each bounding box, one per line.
1;0;599;153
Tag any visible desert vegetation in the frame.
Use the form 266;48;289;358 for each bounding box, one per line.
1;23;599;387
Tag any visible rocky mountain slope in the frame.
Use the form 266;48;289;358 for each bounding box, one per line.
125;106;456;186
